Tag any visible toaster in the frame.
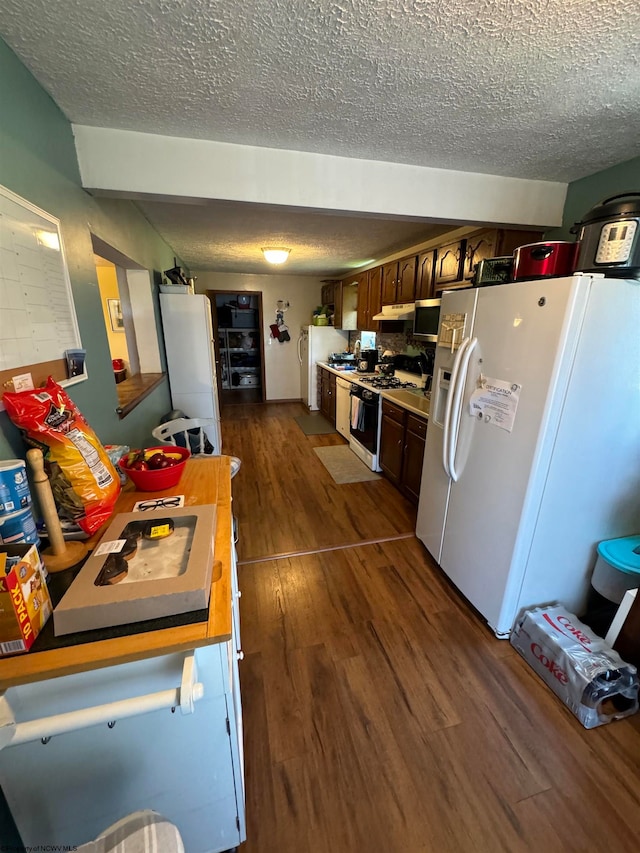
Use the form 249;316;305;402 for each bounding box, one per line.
472;256;514;287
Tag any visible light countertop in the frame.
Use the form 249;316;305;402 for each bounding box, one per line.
318;362;430;419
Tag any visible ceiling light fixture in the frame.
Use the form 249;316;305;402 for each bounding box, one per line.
261;247;290;265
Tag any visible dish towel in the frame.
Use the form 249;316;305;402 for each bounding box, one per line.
351;397;361;430
357;401;367;432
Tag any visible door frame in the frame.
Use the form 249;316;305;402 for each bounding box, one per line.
206;290;266;402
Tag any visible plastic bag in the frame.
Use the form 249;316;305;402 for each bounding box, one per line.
3;377;120;535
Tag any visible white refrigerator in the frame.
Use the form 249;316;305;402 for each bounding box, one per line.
416;274;640;637
297;325;349;410
160;293;222;451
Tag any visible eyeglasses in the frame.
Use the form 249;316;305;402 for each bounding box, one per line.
133;496;184;511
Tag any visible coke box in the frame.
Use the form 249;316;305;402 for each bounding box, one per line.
510;604;639;729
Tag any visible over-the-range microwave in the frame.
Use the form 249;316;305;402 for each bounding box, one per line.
413;298;441;342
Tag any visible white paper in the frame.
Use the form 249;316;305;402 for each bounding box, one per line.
469;376;521;432
95;539;125;555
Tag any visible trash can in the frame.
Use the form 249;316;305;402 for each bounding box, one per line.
591;535;640;604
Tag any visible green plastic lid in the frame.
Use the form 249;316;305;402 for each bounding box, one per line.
597;535;640;575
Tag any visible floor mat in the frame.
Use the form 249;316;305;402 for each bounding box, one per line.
294;414;337;435
313;445;381;484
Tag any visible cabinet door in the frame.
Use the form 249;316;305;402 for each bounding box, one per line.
368;266;383;330
321;282;335;307
381;262;398;304
356;272;370;330
396;256;417;303
434;240;466;289
320;370;331;420
401;416;427;504
464;230;498;282
380;406;405;486
496;229;544;256
328;372;337;424
416;250;435;300
332;281;344;328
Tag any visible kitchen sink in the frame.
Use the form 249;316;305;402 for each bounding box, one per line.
383;388;431;417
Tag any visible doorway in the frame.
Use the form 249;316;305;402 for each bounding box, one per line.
208;291;265;405
94;254;138;383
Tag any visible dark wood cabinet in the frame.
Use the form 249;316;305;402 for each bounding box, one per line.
401;414;428;503
319;367;336;424
323;279;358;330
321;281;336;307
434;240;466;290
463;229;499;282
416;250;436;300
433;229;544;294
381;256;417;304
380;402;405;486
380;400;428;504
355;267;382;331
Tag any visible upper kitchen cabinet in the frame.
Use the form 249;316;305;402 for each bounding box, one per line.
433;229;544;294
433;239;466;291
416;250;436;300
321;280;337;307
322;279;358;330
382;255;417;304
356;267;383;331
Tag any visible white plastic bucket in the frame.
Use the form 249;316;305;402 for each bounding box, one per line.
0;506;39;546
0;460;32;517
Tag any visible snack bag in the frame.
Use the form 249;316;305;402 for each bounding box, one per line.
3;377;120;534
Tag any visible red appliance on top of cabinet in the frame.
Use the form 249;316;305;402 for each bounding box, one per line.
512;241;578;281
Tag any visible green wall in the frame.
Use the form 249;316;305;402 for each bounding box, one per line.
0;39;176;459
545;156;640;240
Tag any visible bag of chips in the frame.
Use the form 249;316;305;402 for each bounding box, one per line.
3;377;120;535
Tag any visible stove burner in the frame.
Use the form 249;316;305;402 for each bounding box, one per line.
359;376;418;389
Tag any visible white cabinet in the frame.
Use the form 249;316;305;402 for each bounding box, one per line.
0;543;245;852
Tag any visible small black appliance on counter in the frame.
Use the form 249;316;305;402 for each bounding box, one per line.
357;349;378;373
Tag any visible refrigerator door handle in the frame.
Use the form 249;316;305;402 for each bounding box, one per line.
297;334;303;365
449;337;477;482
442;336;470;478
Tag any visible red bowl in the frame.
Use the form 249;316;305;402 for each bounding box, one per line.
118;445;191;491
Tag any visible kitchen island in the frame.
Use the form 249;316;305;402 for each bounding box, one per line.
0;456;245;853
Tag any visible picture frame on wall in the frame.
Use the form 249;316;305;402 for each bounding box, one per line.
107;298;124;332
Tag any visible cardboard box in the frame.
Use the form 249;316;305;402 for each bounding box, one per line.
0;542;52;655
53;506;216;636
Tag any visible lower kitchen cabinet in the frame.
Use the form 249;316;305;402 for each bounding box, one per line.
320;367;337;424
380;400;428;504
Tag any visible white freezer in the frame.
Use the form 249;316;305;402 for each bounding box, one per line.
160;294;222;451
298;325;348;410
417;275;640;637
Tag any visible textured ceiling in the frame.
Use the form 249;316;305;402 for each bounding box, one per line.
134;198;454;275
2;0;639;274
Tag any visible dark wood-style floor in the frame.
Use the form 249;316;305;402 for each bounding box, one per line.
222;402;640;853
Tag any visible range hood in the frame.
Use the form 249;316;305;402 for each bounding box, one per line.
372;302;415;321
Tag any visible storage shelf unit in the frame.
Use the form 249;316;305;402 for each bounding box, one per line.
219;328;262;391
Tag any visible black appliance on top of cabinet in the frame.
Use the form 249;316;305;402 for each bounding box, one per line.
572;193;640;279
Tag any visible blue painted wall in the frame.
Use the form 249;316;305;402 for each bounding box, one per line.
545;156;640;240
0;38;176;459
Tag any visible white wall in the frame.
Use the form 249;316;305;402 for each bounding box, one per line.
73;126;567;228
195;271;322;401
